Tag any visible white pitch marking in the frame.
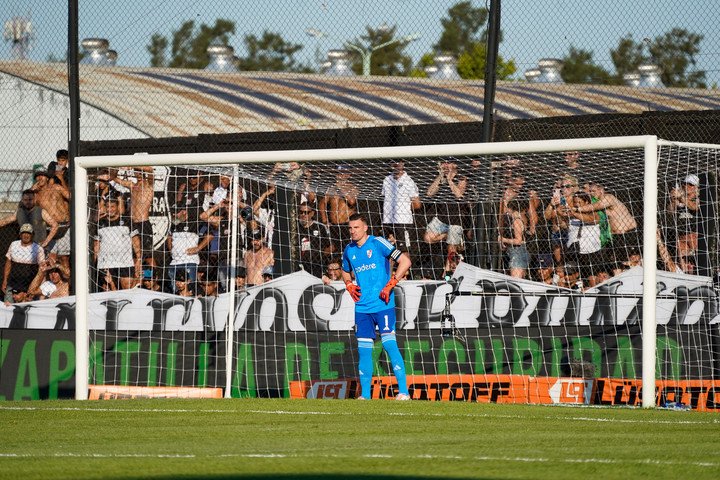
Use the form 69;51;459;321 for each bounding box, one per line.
1;405;717;426
0;451;717;468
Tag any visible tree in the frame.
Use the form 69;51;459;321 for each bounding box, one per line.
610;29;706;88
236;31;311;73
147;34;168;68
347;24;413;76
649;28;705;88
457;42;516;80
146;19;235;69
434;1;489;57
425;1;514;80
409;52;436;77
561;47;613;84
610;34;645;81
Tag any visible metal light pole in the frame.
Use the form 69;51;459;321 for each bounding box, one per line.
306;28;420;76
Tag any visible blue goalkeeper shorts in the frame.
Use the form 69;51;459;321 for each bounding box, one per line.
355;307;396;339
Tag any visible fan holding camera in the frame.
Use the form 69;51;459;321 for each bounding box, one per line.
200;188;251;292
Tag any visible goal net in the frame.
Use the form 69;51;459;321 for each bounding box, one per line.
72;136;720;409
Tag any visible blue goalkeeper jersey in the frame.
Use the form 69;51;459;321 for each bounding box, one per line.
342;235;401;313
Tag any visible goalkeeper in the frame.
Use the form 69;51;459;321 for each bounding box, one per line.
342;213;411;401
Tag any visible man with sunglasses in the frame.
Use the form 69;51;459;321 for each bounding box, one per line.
297;202;332;278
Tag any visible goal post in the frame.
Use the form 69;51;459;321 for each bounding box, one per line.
72;134;717;408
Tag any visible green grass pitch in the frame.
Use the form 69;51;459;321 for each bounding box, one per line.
0;398;718;479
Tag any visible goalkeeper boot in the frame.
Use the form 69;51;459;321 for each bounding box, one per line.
395;393;411;401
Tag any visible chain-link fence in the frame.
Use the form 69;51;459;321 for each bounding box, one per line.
1;0;719;299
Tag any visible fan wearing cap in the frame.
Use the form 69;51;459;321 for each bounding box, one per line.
3;284;28;306
533;253;555;285
234;263;247;289
28;261;70;300
556;262;582;290
669;174;701;260
140;268;163;292
244;229;274;286
2;223;45;297
260;265;274;283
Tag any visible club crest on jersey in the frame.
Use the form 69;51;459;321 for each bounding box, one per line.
366;250;372;258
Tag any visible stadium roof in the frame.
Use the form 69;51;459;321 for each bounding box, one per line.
3;60;720;138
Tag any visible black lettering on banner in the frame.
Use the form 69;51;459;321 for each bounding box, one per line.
415;282;447;328
101;299;131;330
298;284;343;332
613;381;639;405
447;382;472;401
432;382;449;401
668;285;717;325
8;304;33;329
196;296;217;332
244;287;289;331
473;382;491;399
685;386;707;409
54;303;76;330
478;280;527;326
490;381;510;402
527;290;560;326
670;286;691;325
658;386;684;405
706;386;720;409
592;379;611;405
559;293;581;325
147;297;194;331
626;282;663;325
409;382;429;400
688;286;719;323
587;281;621;325
231;290;251;330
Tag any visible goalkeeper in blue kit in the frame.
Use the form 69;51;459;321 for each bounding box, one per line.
341;213;412;400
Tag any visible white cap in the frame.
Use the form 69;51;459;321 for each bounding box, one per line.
684;174;700;186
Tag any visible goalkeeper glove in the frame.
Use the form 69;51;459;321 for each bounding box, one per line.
379;277;398;303
345;281;361;302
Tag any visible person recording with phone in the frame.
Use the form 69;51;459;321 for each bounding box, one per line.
201;189;250;292
545;175;579;264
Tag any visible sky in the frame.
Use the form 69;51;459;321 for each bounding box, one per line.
4;0;719;86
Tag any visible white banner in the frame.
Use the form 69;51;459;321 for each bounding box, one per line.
0;264;717;331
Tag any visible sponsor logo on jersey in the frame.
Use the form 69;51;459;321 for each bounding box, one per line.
354;263;377;273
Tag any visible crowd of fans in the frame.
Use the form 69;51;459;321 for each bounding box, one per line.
0;149;709;303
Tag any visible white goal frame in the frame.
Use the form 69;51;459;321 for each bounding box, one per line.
73;135;661;406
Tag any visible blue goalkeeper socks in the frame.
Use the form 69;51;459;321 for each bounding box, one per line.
357;338;374;398
381;334;408;395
